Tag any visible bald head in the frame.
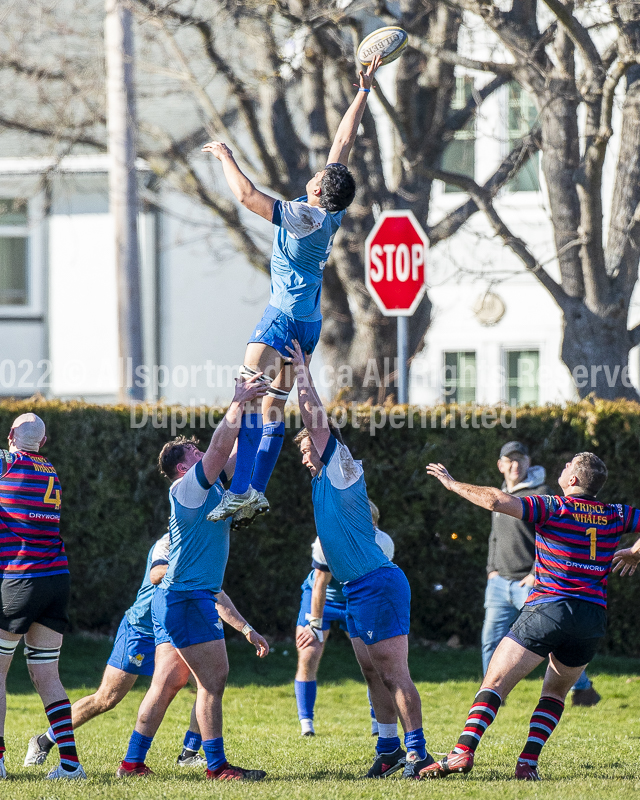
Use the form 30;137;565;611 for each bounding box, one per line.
9;413;46;453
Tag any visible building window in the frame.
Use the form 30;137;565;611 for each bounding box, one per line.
506;350;539;405
443;351;476;403
506;83;540;192
0;199;29;306
441;76;475;193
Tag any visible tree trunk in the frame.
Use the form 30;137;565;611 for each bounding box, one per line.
560;298;638;400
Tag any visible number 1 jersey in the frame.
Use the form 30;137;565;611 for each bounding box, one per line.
0;449;68;578
521;494;640;608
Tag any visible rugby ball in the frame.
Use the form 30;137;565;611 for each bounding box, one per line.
357;26;408;67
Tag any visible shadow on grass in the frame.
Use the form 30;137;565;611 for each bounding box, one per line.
5;635;640;696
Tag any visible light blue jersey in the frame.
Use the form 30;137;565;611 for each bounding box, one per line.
125;533;170;637
311;436;391;584
161;460;231;593
270;196;346;322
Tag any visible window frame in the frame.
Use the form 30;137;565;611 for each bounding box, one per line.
442;350;477;404
504;82;541;193
0;194;45;318
503;347;540;406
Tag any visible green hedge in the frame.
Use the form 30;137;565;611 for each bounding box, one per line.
2;399;640;656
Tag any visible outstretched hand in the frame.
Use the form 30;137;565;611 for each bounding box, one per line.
201;141;233;161
426;462;457;491
611;548;640;577
285;339;310;369
360;54;382;89
232;372;267;405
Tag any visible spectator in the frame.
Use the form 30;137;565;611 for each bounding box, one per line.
482;441;600;707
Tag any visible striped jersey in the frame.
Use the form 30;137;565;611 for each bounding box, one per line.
521;494;640;608
0;449;68;579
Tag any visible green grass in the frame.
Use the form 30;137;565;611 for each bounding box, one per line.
2;635;640;799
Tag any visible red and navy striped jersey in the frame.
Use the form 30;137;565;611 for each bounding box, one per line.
0;449;68;579
521;494;640;608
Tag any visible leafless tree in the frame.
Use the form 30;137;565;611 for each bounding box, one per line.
12;0;616;400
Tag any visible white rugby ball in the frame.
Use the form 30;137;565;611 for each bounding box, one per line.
357;26;408;67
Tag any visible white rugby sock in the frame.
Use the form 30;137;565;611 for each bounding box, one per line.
378;722;398;739
300;719;315;735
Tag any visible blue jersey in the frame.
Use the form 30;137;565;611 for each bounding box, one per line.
161;460;230;593
311;436;391;584
125;533;170;637
270;197;346;322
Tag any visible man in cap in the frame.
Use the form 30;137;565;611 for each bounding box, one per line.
0;413;85;779
482;441;598;706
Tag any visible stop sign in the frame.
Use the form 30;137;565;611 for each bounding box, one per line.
365;210;428;316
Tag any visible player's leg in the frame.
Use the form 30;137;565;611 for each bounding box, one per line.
26;667;137;766
294;625;328;736
351;635;405;779
0;630;22;777
421;636;543;779
118;643;189;776
174;639;263;781
24;622;86;780
177;697;206;767
514;653;586;780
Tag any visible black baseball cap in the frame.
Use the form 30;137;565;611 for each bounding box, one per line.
499;441;529;459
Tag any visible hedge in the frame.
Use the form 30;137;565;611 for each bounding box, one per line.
2;399;640;656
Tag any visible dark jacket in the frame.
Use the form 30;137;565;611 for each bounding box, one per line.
486;466;550;581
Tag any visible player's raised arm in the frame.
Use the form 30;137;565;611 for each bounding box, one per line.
326;55;382;166
201;141;276;221
286;340;330;456
426;463;525;518
200;374;268;486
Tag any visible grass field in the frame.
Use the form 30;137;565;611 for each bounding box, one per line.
1;634;639;799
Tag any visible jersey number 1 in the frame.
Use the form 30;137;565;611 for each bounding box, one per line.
585;527;597;560
44;477;61;511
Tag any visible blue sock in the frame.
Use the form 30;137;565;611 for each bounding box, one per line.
183;729;201;752
230;413;262;494
404;727;427;760
294;680;317;720
376;735;401;754
251;421;285;493
124;730;153;764
202;737;226;771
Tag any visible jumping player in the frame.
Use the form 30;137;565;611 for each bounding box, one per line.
423;454;640;781
117;375;270;781
202;55;382;527
25;531;205;768
287;340;431;779
0;414;85;780
295;509;395;737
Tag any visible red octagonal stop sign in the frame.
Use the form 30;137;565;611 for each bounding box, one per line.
365;210;428;316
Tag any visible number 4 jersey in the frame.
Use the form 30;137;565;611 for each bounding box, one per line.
0;449;68;578
521;494;640;608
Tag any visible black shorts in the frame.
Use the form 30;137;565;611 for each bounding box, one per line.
508;598;607;668
0;574;70;635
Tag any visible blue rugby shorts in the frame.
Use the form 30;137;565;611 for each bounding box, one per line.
342;564;411;645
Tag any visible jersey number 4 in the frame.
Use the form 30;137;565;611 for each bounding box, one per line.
585;527;597;560
43;477;61;511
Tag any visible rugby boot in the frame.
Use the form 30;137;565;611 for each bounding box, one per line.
515;760;541;780
363;747;406;778
206;761;266;781
116;761;154;777
402;750;435;779
571;686;601;707
231;492;270;530
46;763;87;780
207;488;260;523
24;734;53;766
177;750;207;767
419;749;474;779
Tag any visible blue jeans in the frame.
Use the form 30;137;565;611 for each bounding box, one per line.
481;574;591;691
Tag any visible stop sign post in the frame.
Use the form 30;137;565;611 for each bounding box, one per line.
365;210;428;403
